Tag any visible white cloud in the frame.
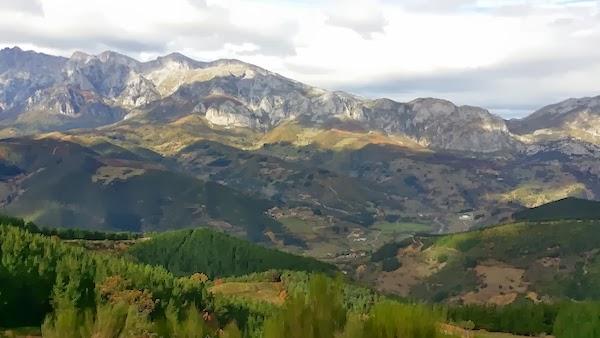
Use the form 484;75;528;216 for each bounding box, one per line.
325;0;387;39
0;0;599;117
0;0;43;15
399;0;480;13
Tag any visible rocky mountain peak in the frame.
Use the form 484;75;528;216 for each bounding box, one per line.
0;47;65;72
207;58;271;77
408;98;457;119
0;46;23;54
143;52;205;73
68;50;139;70
508;95;600;135
70;51;92;62
161;52;201;65
97;51;139;67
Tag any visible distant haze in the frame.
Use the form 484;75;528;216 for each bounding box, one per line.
1;0;599;117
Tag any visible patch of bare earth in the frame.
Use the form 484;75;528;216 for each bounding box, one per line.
440;324;554;338
375;241;443;296
92;166;146;185
461;262;527;305
209;282;286;305
64;239;140;253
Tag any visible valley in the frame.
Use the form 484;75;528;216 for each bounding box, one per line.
1;48;599;245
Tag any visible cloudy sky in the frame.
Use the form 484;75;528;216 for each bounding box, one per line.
1;0;599;118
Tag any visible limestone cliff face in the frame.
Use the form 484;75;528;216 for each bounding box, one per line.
130;62;518;152
361;98;515;152
0;47;598;153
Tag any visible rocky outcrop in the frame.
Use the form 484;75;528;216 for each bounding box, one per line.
525;137;600;159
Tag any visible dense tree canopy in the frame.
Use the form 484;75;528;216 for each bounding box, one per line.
0;224;208;328
128;228;335;278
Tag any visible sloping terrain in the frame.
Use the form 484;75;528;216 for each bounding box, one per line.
369;219;600;304
2;129;599;258
3;47;600;154
513;197;600;221
0;213;594;338
0;137;295;243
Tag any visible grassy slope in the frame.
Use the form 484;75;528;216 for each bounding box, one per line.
210;281;285;305
259;120;426;151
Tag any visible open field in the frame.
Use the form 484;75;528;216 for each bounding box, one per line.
442;324;553;338
209;281;285;305
373;221;433;235
0;327;41;338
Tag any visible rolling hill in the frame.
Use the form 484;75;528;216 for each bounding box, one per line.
128;228;336;278
369;219;600;304
513;197;600;221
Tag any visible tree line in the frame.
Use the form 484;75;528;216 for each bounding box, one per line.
0;214;140;240
449;302;600;338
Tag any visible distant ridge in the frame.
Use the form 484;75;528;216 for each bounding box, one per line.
513;197;600;222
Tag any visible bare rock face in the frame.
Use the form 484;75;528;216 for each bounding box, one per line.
0;47;66;118
525;137;600;158
0;47;598;153
117;74;161;108
361;98;516;152
204;98;261;129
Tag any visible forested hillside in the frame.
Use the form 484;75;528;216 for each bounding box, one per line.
0;221;454;338
128;228;336;278
2;216;600;337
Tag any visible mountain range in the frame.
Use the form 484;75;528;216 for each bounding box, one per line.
0;46;599;261
2;46;600;153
